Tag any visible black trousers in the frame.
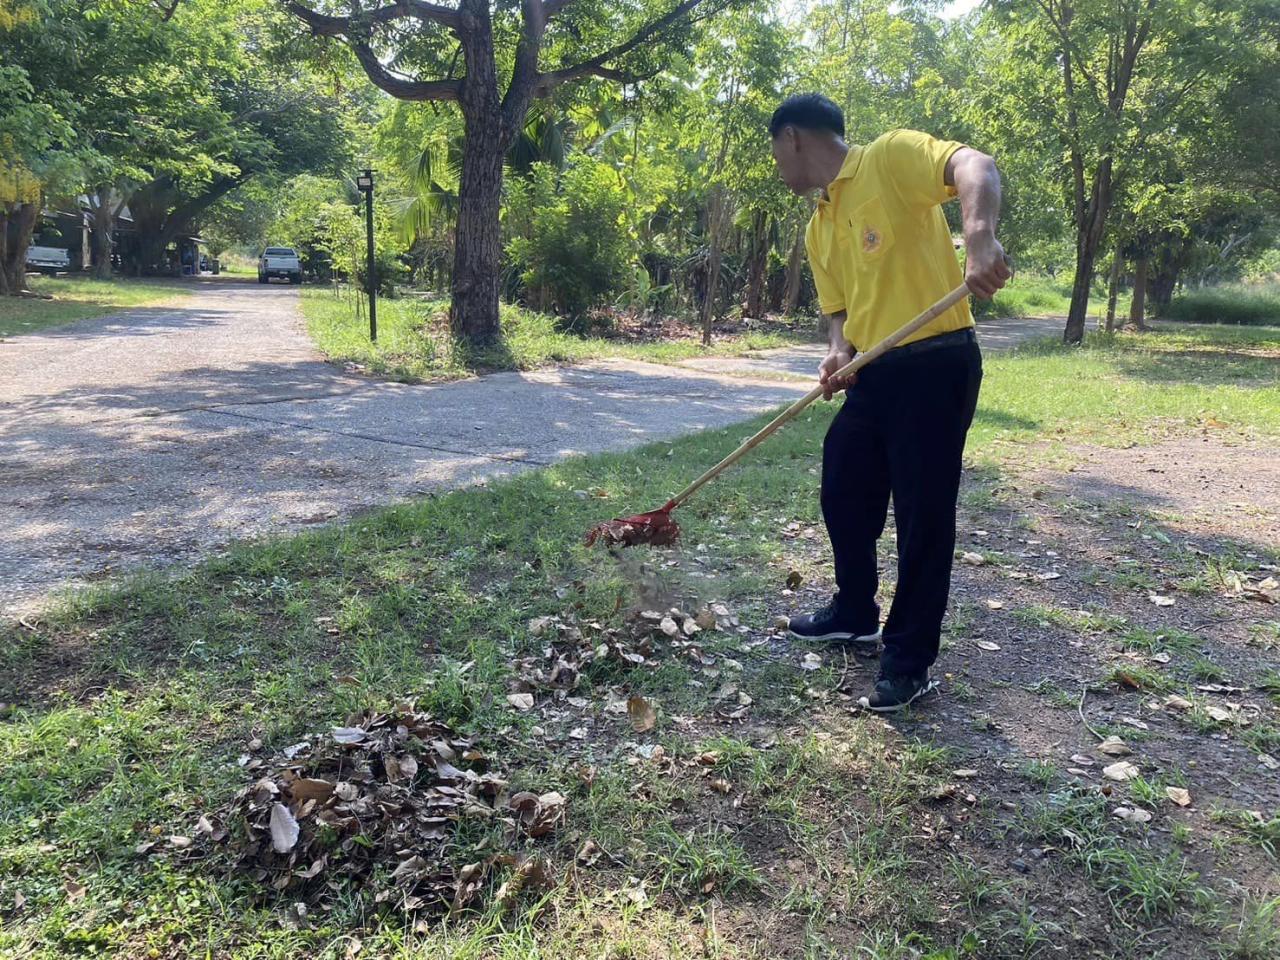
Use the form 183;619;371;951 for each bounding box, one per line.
821;331;983;677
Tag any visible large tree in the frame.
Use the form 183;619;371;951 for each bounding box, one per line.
974;0;1267;342
286;0;738;345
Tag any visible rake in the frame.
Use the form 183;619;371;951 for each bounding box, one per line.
586;282;974;548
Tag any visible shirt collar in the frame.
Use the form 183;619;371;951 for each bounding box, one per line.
817;144;863;207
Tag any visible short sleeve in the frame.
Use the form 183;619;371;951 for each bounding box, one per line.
880;129;966;208
805;219;845;316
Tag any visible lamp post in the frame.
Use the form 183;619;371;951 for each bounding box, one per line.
356;168;376;342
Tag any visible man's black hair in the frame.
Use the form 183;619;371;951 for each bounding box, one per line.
768;94;845;139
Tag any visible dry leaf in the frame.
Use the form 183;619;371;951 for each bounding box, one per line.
1113;806;1153;824
290;778;336;801
1256;753;1278;771
659;617;680;637
64;880;86;901
628;696;657;733
331;727;367;744
506;693;535;712
974;640;1001;652
1164;695;1193;711
695;609;717;631
800;652;823;671
786;570;803;590
708;778;732;794
1097;736;1131;757
953;768;978;779
168;835;193;849
1102;761;1140;782
270;802;300;853
1166;786;1192;807
1148;594;1176;607
961;552;986;565
985;599;1004;610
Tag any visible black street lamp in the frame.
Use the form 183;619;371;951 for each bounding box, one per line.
356;168;376;342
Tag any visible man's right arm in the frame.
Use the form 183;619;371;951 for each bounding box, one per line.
819;310;854;401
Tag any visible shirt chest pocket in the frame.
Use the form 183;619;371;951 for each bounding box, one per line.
849;196;895;265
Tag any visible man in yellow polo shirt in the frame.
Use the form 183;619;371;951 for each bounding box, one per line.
770;93;1010;711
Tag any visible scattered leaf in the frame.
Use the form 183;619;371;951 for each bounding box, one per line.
1164;695;1193;712
1097;736;1131;757
331;727;367;744
1113;806;1153;824
961;552;986;566
800;652;823;671
64;880;86;902
708;778;732;794
628;696;657;733
974;640;1001;652
506;693;535;712
1148;594;1176;607
786;570;803;590
985;599;1004;610
270;803;300;853
953;768;979;779
1102;761;1140;782
1166;786;1192;807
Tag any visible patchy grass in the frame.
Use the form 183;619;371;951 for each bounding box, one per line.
1;323;1278;956
302;286;819;382
0;276;188;337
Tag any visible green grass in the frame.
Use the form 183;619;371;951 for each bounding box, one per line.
1164;282;1280;326
978;271;1132;320
0;276;188;337
302;286;819;382
2;323;1278;956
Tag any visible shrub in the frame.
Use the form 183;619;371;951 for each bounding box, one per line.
505;157;634;321
1161;284;1280;326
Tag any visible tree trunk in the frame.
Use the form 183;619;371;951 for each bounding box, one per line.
1104;251;1122;332
1;200;39;295
782;218;805;316
744;209;769;319
1063;160;1113;344
700;185;731;345
0;205;9;296
450;112;506;345
90;190;116;280
1128;255;1148;330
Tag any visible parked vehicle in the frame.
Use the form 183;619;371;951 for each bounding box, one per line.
26;245;71;275
258;246;302;284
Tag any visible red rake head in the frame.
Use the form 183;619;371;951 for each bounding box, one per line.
585;502;681;548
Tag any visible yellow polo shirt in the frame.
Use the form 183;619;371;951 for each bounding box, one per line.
805;129;972;351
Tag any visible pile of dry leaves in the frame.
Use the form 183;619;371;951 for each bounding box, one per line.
196;704;566;917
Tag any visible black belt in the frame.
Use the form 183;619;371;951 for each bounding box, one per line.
864;326;976;361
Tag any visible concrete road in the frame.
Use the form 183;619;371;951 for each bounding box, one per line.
0;280;813;614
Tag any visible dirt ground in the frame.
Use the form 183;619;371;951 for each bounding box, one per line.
740;434;1280;956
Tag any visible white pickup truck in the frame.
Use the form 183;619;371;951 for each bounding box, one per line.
26;245;72;275
258;246;302;284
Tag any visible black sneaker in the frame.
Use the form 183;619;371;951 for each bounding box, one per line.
788;599;881;647
857;672;938;712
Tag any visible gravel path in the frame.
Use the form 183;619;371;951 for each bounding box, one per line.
0;281;1063;616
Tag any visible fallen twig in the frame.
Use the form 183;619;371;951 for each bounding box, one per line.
1077;683;1106;743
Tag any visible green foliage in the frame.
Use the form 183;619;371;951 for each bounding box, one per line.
506;157;634;321
1163;284;1280;326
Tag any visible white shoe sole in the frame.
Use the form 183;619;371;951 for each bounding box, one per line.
788;628;882;645
858;679;940;713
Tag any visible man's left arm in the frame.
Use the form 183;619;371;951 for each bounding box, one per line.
944;147;1011;299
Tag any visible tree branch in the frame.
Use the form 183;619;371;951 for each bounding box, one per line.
534;0;708;93
284;0;460;33
350;40;462;101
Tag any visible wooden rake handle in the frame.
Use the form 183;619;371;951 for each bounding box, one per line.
666;281;973;512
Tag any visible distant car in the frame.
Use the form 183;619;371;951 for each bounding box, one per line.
258;246;302;284
26;245;71;275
